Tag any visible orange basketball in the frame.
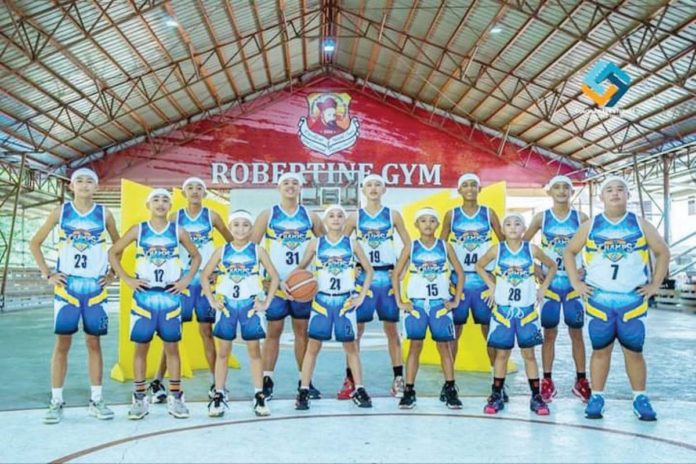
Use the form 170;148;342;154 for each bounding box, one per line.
285;269;318;302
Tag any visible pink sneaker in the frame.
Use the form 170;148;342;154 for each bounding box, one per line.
337;377;355;400
541;378;557;402
572;377;592;403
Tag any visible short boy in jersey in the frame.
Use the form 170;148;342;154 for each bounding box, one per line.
564;176;669;421
31;168;120;424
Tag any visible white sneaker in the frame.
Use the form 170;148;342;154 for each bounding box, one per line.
43;400;64;424
391;375;405;398
88;399;114;420
253;392;270;417
128;394;149;420
208;392;227;417
168;393;189;419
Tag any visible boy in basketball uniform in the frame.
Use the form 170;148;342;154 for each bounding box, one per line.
149;177;234;403
294;204;374;410
564;176;669;421
477;213;556;416
523;175;591;403
392;208;465;410
251;172;325;399
108;189;201;420
440;173;503;401
338;174;410;399
202;209;279;417
31;168;120;424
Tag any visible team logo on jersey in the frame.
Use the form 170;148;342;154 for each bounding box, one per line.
546;235;571;256
456;231;488;252
227;262;251;283
279;230;306;251
68;229;99;251
418;262;442;282
364;229;388;249
145;246;174;267
298;93;360;157
599;239;634;262
325;255;350;276
502;266;528;287
189;231;211;249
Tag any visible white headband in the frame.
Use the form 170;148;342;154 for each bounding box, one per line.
502;212;526;226
457;173;480;188
545;175;573;190
277;172;304;186
599;176;630;196
414;207;439;222
323;204;346;219
228;210;254;224
146;188;172;205
361;174;385;187
182;177;206;190
70;168;98;184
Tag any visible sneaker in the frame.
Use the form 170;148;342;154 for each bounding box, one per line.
632;394;657;421
390;375;405;398
530;393;550;416
483;391;504;415
208;392;227;418
352;387;372;408
444;383;463;410
295;388;310;410
128;393;149;420
572;378;592;403
439;383;446;402
148;379;167;404
502;386;509;403
541;378;557;403
585;394;605;419
262;376;274;400
254;392;271;416
308;382;322;400
88;399;114;420
399;387;416;409
167;393;190;419
43;400;64;424
337;376;355;400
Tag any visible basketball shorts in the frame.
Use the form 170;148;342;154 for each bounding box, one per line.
181;282;214;323
540;276;584;329
130;287;182;343
213;296;267;341
586;289;647;353
403;299;455;342
54;276;108;336
308;292;357;342
355;268;398;323
450;272;492;326
487;304;543;350
266;288;312;321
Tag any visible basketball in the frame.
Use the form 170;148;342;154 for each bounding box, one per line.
285;269;318;302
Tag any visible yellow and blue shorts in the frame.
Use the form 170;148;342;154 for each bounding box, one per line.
586;289;647;353
54;276;108;336
487;304;543;350
308;292;357;342
130;287;182;343
450;273;492;326
181;273;214;323
403;299;455;342
266;289;312;321
541;276;584;329
356;268;398;323
213;296;267;341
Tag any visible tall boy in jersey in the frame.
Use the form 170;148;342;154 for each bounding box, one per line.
564;177;669;421
31;168;120;424
392;208;465;410
251;172;325;400
476;213;556;416
340;174;410;399
109;189;201;420
294;205;374;410
202;210;279;418
440;173;503;368
523;175;591;403
149;177;234;403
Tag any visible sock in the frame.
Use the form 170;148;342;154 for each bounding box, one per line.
51;388;64;404
492;377;505;393
300;385;309;391
406;383;415;391
169;379;181;397
445;380;455;388
254;388;262;394
263;371;273;378
577;372;587;380
543;372;552;380
594;390;604;397
393;365;404;377
355;384;364;390
90;385;102;403
216;389;225;395
134;380;146;399
633;390;646;400
346;367;353;380
529;378;540;396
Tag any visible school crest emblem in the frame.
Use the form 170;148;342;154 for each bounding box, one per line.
298;93;360;156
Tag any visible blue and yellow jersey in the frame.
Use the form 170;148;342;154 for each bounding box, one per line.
493;242;536;307
585;212;649;293
356;207;396;267
177;207;214;272
135;221;182;288
217;242;263;300
315;235;355;294
265;204;314;280
407;239;449;299
448;206;494;272
541;209;583;276
56;202;109;278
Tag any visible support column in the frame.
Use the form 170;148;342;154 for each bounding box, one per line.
663;156;671;245
0;154;25;311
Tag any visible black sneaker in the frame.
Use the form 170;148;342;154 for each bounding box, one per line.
439;383;446;402
148;379;167;404
253;392;270;416
263;376;274;400
444;383;462;409
295;388;310;410
308;381;322;400
352;387;372;408
207;392;227;417
208;383;216;400
502;386;509;403
399;387;416;409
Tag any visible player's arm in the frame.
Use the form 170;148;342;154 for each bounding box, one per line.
475;245;498;306
446;242;464;309
211;211;234;242
297;238;317;270
391;248;412;312
170;229;201;294
439;210;452;240
352;240;373;303
579;211;590;223
102;208;122;287
489;209;504;241
250;209;270;244
638;218;670;299
30;205;64;286
343;212;357;236
392;210;412;259
563;221;592;298
532;244;557;303
108;225;148;291
257;247;280;310
523;212;543;241
201;246;224;311
310;211;326;237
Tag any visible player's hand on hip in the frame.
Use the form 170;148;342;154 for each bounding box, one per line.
167;280;188;295
573;281;593;299
48;272;67;287
253;298;269;313
210;297;225;312
125;277;149;292
99;273;117;288
397;300;414;314
637;282;660;299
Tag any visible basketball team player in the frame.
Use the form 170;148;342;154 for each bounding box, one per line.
564;176;669;421
293;204;374;410
523;175;591;403
149;177;234;403
202;209;279;417
338;174;410;399
108;189;201;420
392;207;465;409
477;213;556;416
31;168;120;424
251;172;325;399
